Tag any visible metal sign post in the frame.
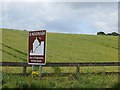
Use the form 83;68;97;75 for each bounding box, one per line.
32;65;34;71
32;65;34;77
39;65;42;79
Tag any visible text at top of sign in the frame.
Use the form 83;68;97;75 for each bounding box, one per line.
29;31;45;36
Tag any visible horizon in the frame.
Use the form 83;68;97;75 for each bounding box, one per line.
1;28;119;36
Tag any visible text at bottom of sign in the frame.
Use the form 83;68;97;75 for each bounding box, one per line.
30;56;44;59
30;60;43;62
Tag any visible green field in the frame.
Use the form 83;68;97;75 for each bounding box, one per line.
0;28;119;88
1;28;118;62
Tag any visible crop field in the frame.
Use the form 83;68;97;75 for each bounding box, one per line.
0;28;119;88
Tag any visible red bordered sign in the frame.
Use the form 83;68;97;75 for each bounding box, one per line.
28;30;46;65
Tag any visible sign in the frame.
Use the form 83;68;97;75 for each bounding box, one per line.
28;30;46;65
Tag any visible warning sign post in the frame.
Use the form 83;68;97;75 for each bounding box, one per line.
28;30;46;65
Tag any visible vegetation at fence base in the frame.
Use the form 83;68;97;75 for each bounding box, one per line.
1;28;118;62
2;72;119;88
32;71;39;77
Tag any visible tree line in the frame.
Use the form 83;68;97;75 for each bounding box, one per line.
97;31;120;36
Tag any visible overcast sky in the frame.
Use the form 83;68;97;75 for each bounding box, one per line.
1;1;119;34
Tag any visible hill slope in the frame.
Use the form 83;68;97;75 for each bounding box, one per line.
1;28;118;62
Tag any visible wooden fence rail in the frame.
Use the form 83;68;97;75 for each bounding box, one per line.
0;62;120;74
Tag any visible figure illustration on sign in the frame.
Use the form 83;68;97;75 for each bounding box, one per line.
30;37;44;55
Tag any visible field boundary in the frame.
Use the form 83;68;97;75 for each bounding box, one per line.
0;62;120;74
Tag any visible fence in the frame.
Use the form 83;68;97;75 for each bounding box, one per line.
0;62;120;75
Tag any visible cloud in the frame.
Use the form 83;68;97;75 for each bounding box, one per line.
1;2;118;34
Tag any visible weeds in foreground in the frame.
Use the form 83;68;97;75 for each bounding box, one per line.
1;72;119;88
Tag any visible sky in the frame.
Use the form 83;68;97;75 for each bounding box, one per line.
0;0;119;34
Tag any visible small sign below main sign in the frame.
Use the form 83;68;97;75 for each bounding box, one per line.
28;30;46;65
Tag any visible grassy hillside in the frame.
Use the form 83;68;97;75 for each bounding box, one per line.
1;28;118;62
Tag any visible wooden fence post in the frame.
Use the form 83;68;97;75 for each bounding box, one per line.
22;66;27;75
76;66;80;73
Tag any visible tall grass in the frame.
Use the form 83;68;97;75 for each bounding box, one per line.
2;72;119;88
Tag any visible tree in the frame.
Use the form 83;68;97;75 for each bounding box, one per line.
111;32;119;36
107;33;112;35
97;31;106;35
